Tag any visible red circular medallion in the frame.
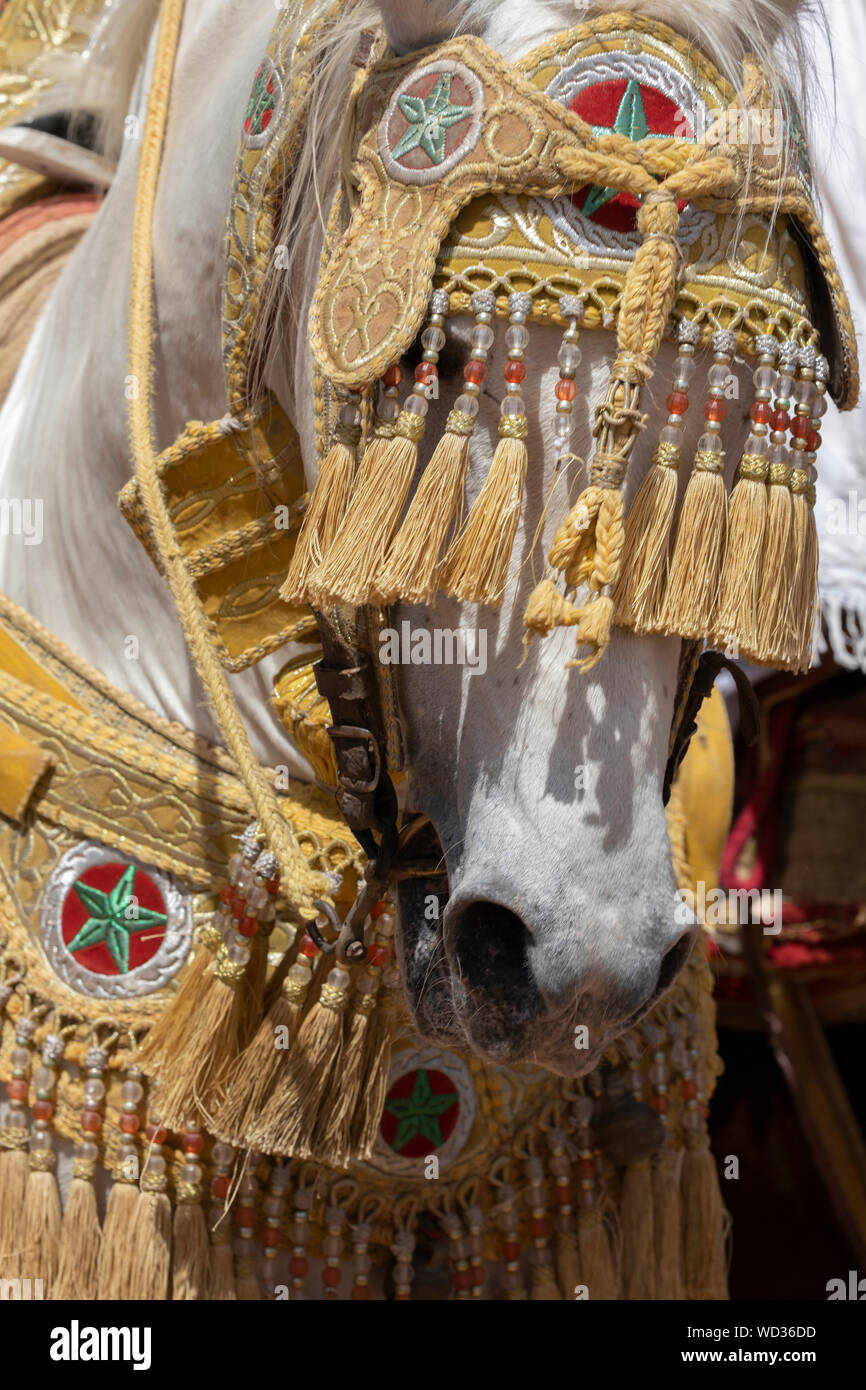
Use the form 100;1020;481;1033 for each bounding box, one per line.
60;862;168;977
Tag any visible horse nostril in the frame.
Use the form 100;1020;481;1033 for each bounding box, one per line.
655;932;693;999
450;900;533;995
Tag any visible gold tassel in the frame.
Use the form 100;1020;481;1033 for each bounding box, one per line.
22;1155;62;1291
712;454;769;657
235;1256;261;1300
252;965;351;1160
613;442;681;631
0;1145;29;1279
753;460;793;663
681;1131;729;1299
577;1205;621;1301
127;1182;172;1301
212;953;312;1146
661;449;727;638
443;420;528;606
378;417;474;604
136;920;223;1080
172;1197;210;1300
312;408;426;608
280;413;360;606
209;1227;237;1299
619;1158;656;1300
788;469;819;671
652;1148;684;1300
96;1178;140;1298
52;1165;102;1300
141;934;266;1131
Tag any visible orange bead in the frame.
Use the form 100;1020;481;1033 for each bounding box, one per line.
504;360;526;384
555;377;576;401
383;364;402;388
680;1079;698;1100
502;1240;521;1262
32;1099;53;1121
288;1256;307;1278
463;359;487;385
261;1227;280;1248
351;1283;371;1299
370;901;388;919
238;915;259;938
366;943;389;967
650;1094;670;1114
529;1216;548;1238
119;1112;140;1134
704;397;726;422
322;1266;342;1287
298;934;318;958
666;391;690;414
6;1078;28;1101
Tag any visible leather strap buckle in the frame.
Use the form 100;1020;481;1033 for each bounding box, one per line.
327;723;381;794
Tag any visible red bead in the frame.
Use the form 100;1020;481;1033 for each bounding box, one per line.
502;1240;521;1262
119;1112;140;1134
393;1292;411;1301
554;1184;572;1206
288;1256;308;1278
504;360;526;384
6;1078;28;1101
145;1122;166;1145
230;895;246;920
680;1079;698;1100
261;1227;280;1248
666;391;690;415
370;901;388;919
555;377;576;401
322;1266;342;1288
183;1131;204;1155
219;884;233;904
463;359;487;385
81;1109;102;1133
771;407;790;431
366;943;389;967
415;361;437;384
298;934;318;958
32;1099;53;1121
471;1265;485;1286
351;1283;371;1300
234;1205;256;1226
453;1268;472;1291
383;364;402;388
704;397;726;422
650;1094;670;1114
807;429;821;452
529;1216;548;1239
212;1175;229;1199
791;413;810;438
238;915;259;938
266;876;280;894
576;1157;596;1179
750;401;771;425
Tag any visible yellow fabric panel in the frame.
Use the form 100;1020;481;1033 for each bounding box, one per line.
677;686;735;897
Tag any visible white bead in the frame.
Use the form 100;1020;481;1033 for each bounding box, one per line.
504;324;529;352
697;433;723;451
454;394;479;417
471;324;495;351
501;396;525;417
404;392;428;416
421;325;446;352
558;342;581;372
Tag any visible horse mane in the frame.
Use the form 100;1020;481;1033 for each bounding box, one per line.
26;0;160;161
253;0;822;402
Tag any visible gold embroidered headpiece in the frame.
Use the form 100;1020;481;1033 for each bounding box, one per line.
261;13;857;674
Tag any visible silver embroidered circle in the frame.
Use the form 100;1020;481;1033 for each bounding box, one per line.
379;60;484;186
241;55;283;150
368;1045;477;1177
39;841;193;1000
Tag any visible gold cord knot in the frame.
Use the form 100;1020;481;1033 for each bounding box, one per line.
768;461;792;487
738;454;769;483
693;449;724;474
652;441;681;469
446;409;478;437
394;410;427;443
498;413;529;440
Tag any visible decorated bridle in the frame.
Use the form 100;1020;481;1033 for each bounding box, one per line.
121;2;857;1124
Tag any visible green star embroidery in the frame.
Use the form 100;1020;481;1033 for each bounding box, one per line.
67;865;166;974
392;75;473;166
581;78;666;219
383;1069;458;1151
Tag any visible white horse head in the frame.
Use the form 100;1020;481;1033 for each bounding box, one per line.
0;0;819;1076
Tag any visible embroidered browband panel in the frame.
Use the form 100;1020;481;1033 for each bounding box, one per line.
308;24;856;407
118;396;317;671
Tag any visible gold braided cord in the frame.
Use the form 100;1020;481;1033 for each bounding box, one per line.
498;414;529;440
126;0;326;916
394;410;427;442
445;409;478;437
693;449;725;474
738;454;770;482
789;467;810;495
652;441;681;469
768;461;792;486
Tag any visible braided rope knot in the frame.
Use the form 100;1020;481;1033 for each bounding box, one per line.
526;144;737;672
